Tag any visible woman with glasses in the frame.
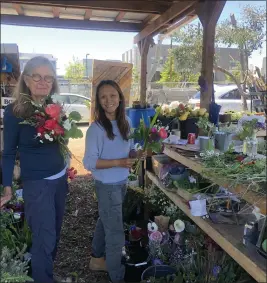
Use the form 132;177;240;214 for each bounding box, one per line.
1;56;68;283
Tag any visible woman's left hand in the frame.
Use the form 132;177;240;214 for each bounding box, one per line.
137;149;147;161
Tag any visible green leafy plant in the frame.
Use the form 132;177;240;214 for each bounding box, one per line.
196;117;216;138
0;246;33;282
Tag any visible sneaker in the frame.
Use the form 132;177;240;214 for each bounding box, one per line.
89;256;107;272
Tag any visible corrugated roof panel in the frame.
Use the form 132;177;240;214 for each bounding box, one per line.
92;10;118;18
90;17;114;22
124;12;148;21
0;7;16;15
22;4;51;12
23;10;53;17
60;13;84;20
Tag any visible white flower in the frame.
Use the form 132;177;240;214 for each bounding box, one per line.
148;222;158;232
51;130;55;135
49;138;53;142
14;213;21;220
37;133;41;137
63;119;72;131
40;140;44;144
44;134;50;140
174;219;185;233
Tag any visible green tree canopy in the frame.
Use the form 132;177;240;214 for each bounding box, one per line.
64;56;86;84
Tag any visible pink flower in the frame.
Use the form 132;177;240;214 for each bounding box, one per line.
37;126;46;136
159;128;168;139
149;231;163;242
45;104;62;120
151;127;157;133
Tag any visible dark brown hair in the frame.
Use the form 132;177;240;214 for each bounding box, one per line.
94;80;129;140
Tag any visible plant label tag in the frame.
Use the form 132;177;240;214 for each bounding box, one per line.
189;199;207;216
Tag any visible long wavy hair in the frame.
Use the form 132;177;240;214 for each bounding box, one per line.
94;80;129;140
12;56;59;118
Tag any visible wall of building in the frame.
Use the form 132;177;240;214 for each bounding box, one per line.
122;45;241;83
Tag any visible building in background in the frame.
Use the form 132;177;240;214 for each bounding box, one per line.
19;53;57;73
122;45;240;82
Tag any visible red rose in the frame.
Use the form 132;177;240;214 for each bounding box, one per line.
159;128;168;139
45;104;62;120
53;123;64;136
37;126;46;136
44;119;57;131
34;114;46;127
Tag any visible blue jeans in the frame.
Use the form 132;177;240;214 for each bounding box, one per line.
23;175;68;283
92;180;127;282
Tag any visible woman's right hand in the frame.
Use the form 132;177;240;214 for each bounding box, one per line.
116;158;136;168
0;186;12;208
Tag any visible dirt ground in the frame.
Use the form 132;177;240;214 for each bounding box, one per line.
68;125;88;175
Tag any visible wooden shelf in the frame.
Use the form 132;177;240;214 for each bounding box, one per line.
163;145;267;215
146;171;267;283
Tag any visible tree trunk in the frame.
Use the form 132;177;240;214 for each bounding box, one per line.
214;65;248;110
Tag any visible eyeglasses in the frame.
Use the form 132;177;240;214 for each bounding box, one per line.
27;74;55;83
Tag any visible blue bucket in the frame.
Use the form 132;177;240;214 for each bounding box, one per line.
141;265;177;281
126;107;156;128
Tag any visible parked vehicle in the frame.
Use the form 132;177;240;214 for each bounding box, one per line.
53;93;90;123
188;84;253;113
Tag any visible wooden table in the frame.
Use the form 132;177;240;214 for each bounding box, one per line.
163;144;267;215
146;171;267;283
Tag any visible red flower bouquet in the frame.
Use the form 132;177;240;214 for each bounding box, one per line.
19;94;83;160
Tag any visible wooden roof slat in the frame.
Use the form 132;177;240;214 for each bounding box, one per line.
52;7;60;18
134;1;195;43
1;14;142;32
115;11;125;22
12;3;24;15
4;0;172;14
84;9;92;20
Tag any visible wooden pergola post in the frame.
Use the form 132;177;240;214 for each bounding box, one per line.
197;0;226;110
138;35;153;108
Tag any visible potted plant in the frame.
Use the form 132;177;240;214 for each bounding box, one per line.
196;117;216;151
176;103;208;139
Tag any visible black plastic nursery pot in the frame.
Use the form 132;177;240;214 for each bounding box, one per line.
141;265;177;281
179;117;199;139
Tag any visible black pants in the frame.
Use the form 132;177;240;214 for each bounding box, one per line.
23;174;68;283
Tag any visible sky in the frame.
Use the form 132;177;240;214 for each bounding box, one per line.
1;1;266;75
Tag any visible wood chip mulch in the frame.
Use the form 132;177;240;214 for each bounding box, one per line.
54;174;109;283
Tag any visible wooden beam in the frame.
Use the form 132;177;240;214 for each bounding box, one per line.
4;1;171;14
52;7;60;18
196;0;226;110
134;1;195;44
160;14;197;35
1;14;143;32
115;11;125;22
142;14;160;26
84;9;92;20
138;35;154;107
12;3;24;15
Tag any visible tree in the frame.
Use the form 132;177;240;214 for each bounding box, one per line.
216;4;266;84
64;56;87;84
159;52;181;83
171;23;203;80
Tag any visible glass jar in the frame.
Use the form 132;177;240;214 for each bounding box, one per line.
243;134;258;157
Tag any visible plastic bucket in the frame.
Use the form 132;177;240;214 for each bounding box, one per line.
126;108;156;128
141;265;177;281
